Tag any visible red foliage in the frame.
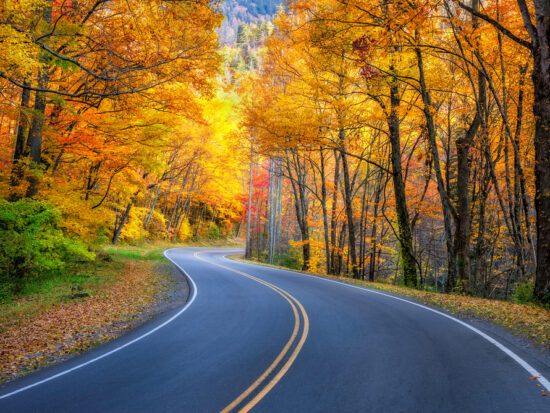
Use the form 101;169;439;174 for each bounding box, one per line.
353;36;380;81
360;65;379;81
352;35;375;60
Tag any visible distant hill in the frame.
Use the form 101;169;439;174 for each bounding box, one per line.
219;0;285;43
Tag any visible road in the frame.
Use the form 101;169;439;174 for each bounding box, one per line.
1;248;549;412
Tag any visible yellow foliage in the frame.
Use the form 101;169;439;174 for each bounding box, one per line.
146;210;166;239
176;219;193;242
119;207;148;243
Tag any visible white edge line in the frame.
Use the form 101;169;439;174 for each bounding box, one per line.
0;248;198;400
223;254;550;393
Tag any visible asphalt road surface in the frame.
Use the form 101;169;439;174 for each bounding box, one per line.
1;248;549;412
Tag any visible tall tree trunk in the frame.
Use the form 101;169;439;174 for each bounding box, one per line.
330;151;341;274
532;42;550;302
10;81;32;196
514;64;536;270
415;46;457;290
268;158;278;264
286;152;310;270
319;148;332;274
358;169;370;279
340;129;359;278
144;185;162;229
25;4;52;198
112;198;134;244
388;80;417;287
12;82;31;162
246;159;253;259
368;174;383;282
452;0;486;291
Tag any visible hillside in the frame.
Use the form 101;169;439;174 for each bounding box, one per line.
220;0;284;43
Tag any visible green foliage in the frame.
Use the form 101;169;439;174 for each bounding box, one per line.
208;223;221;240
0;200;95;292
514;280;534;304
277;248;302;270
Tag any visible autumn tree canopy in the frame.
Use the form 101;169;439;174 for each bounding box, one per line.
2;0;550;305
238;0;550;304
0;0;247;254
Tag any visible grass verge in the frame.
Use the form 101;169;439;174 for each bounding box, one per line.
229;254;550;350
0;242;183;383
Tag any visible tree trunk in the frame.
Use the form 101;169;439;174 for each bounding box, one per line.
13;83;31;159
415;46;457;290
319;148;332;274
330;150;341;274
340;129;359;278
286;152;310;270
451;0;486;292
246;159;253;259
112;198;134;244
533;46;550;302
10;81;32;195
368;174;383;282
25;4;52;198
388;80;417;287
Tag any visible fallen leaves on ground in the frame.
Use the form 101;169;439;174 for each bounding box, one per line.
0;261;168;383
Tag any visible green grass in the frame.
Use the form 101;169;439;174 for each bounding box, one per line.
104;247;165;261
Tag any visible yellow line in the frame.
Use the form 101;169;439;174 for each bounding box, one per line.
194;252;309;413
239;297;309;413
220;281;299;412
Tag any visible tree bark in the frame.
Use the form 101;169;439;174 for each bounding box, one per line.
340;129;360;278
245;159;253;259
286;151;310;270
330;151;341;274
388;80;418;287
532;41;550;302
415;46;457;290
112;198;134;244
10;81;32;195
319;148;332;274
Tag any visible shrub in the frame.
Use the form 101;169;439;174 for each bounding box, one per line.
0;199;95;290
208;223;220;240
278;243;302;270
514;280;534;304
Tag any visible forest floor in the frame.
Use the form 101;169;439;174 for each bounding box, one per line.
0;241;224;384
229;255;550;351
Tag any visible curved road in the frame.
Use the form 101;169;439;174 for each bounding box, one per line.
1;248;549;412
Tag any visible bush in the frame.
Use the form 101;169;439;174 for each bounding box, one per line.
514;280;534;304
278;245;302;270
208;223;220;240
0;200;95;290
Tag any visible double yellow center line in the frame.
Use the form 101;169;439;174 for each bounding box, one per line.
194;252;309;413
